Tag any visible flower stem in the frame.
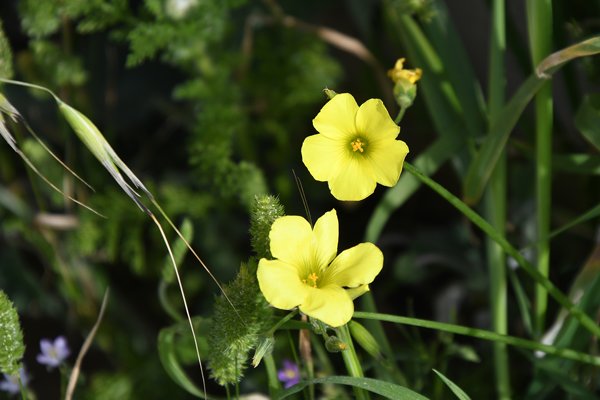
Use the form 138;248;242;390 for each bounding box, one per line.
264;354;280;398
526;0;553;338
486;0;511;398
403;162;600;338
394;107;406;124
336;324;370;400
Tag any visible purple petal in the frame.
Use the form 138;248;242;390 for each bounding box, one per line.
39;339;53;354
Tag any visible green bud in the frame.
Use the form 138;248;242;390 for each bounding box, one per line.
0;291;25;376
349;321;381;359
393;80;418;110
325;336;347;353
249;195;285;259
309;317;329;335
323;88;338;100
252;336;275;367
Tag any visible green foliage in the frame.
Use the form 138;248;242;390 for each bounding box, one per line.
0;22;13;79
0;291;25;376
575;94;600;151
250;195;285;259
207;263;272;386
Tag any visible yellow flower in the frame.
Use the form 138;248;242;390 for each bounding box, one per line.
301;93;409;201
387;58;422;84
257;209;383;327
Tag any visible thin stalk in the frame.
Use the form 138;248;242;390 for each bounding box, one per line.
336;325;369;400
486;0;510;398
403;162;600;338
264;354;280;398
353;312;600;367
526;0;553;337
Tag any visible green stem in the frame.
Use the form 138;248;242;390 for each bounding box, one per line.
394;107;406;124
264;354;280;398
353;312;600;367
526;0;553;337
486;0;511;398
336;325;369;400
403;162;600;338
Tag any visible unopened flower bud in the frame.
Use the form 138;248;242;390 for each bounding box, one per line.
349;321;381;359
325;336;347;353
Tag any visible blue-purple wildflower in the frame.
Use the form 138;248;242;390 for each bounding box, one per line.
36;336;70;369
277;360;300;389
0;367;29;395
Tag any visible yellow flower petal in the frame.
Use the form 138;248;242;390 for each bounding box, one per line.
300;285;354;327
257;259;308;310
313;93;358;139
355;99;400;142
367;139;409;187
346;284;370;300
313;209;339;269
269;216;313;265
328;157;376;201
301;134;345;182
322;243;383;288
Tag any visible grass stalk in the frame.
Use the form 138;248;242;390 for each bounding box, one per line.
526;0;553;337
403;162;600;338
485;0;510;398
353;312;600;367
337;324;369;400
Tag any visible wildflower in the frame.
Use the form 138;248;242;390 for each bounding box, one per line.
277;360;300;389
301;93;409;201
0;368;29;395
36;336;70;369
387;58;422;84
257;210;383;327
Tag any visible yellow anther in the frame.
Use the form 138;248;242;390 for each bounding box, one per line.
304;272;319;288
351;138;365;153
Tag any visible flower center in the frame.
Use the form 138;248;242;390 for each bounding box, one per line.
302;272;319;288
284;369;297;379
351;138;365;153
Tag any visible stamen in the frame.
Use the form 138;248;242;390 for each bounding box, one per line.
351;138;365;153
304;272;319;288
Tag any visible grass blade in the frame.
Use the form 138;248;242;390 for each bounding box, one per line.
277;376;429;400
433;369;471;400
463;35;600;204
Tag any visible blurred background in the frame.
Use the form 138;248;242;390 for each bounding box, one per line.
0;0;599;398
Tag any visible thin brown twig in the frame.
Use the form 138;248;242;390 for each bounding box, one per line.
264;0;394;104
250;0;393;105
65;288;110;400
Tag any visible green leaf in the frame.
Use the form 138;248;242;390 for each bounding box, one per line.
161;218;194;283
433;369;472;400
464;35;600;204
157;317;212;399
0;291;25;376
353;310;600;367
276;376;429;400
0;22;13;79
575;94;600;151
463;74;545;204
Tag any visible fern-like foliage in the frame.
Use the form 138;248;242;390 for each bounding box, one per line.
207;262;273;386
0;291;25;376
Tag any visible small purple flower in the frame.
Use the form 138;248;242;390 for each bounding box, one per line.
36;336;70;369
0;367;29;395
277;360;300;389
